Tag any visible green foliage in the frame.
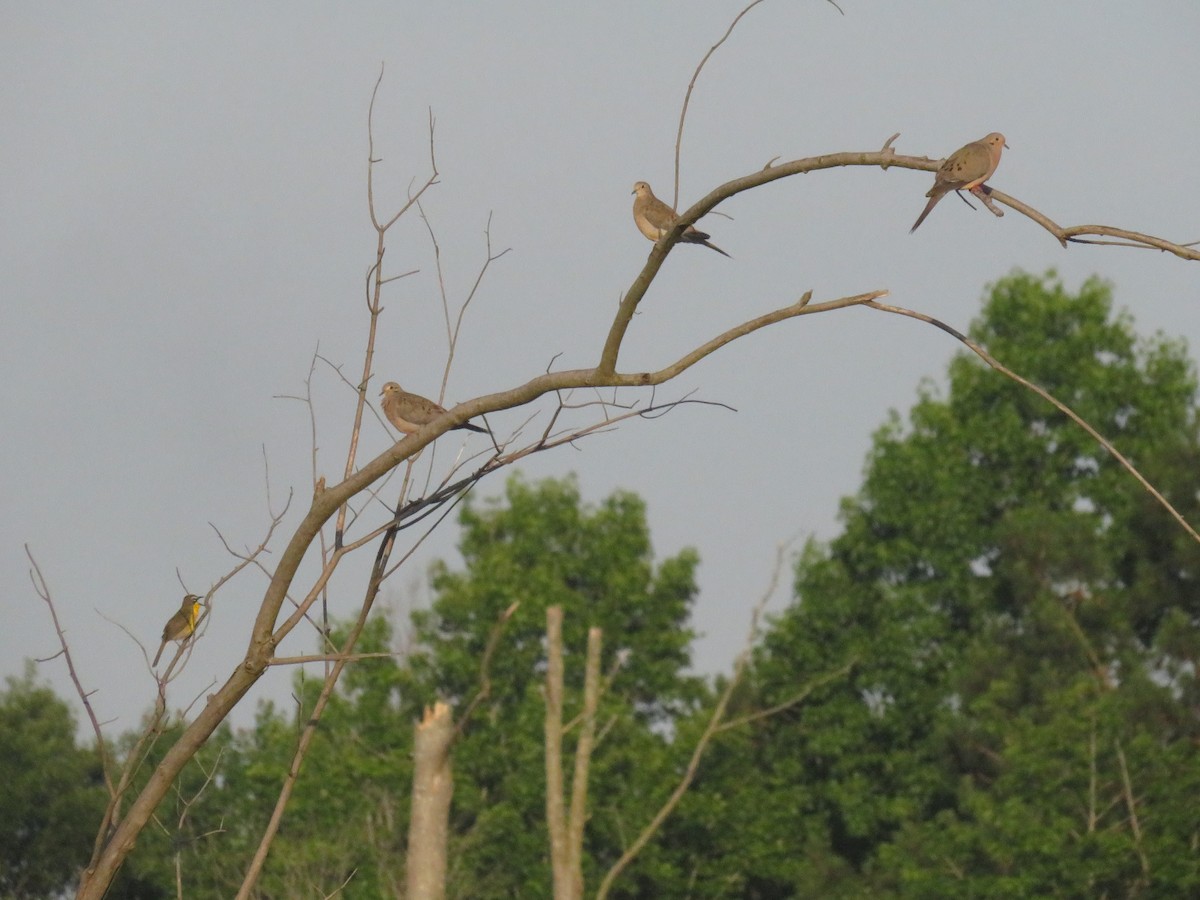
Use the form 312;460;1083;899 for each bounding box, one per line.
402;473;705;898
692;271;1200;895
92;616;408;897
0;664;106;899
409;473;701;719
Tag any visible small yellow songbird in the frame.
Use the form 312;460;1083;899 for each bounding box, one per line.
152;594;202;666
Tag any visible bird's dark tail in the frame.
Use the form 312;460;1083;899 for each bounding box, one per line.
683;230;731;258
454;422;487;434
909;194;941;233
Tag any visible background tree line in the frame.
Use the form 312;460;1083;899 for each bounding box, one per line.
6;272;1198;897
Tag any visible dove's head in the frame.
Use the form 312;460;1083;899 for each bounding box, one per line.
632;181;652;197
380;381;401;397
984;132;1008;151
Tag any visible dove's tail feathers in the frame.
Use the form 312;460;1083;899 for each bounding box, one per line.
678;226;731;258
455;422;487;434
909;194;943;233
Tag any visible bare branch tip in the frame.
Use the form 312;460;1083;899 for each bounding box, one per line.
880;133;899;169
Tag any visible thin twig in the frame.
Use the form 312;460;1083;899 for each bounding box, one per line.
27;546;118;798
715;660;855;733
673;0;770;209
454;602;520;738
167;747;226;899
1115;738;1151;883
268;651;399;665
339;76;440;549
672;0;842;205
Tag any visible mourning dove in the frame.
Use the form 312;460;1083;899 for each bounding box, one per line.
910;132;1008;233
380;382;485;435
153;594;202;667
632;181;731;258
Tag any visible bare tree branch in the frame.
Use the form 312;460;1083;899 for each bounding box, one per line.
339;78;440;549
672;0;844;206
27;547;115;795
604;146;1198;376
673;0;770;209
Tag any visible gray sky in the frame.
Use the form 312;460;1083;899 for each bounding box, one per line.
3;2;1199;733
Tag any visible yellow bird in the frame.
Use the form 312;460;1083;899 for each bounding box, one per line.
152;594;202;666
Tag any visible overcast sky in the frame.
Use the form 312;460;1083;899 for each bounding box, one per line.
3;2;1199;734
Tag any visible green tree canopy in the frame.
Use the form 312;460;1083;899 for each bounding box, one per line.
402;473;704;897
0;664;106;899
664;272;1200;896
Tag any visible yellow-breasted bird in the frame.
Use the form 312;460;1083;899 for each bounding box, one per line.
152;594;202;666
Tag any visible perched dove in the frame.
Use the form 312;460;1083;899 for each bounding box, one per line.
153;594;202;667
910;132;1008;233
632;181;731;258
380;382;485;435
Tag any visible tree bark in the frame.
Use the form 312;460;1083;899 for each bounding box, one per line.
544;607;573;900
406;701;454;900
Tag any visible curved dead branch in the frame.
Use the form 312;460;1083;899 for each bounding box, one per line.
600;146;1198;376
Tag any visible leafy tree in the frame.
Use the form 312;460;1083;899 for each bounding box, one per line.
120;619;409;898
0;665;106;899
663;272;1200;896
401;473;704;897
113;476;702;897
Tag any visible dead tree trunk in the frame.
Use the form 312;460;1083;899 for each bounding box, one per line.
406;701;454;900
